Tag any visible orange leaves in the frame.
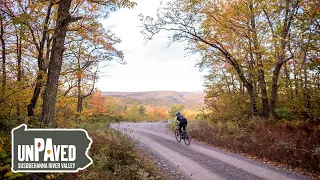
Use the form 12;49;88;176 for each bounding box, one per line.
74;69;86;79
89;91;106;115
146;106;168;120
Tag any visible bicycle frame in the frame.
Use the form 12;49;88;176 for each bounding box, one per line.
174;124;190;145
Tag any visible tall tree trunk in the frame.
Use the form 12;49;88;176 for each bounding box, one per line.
16;29;22;82
247;39;257;118
284;62;294;99
41;0;73;127
317;70;320;90
0;15;6;102
302;45;310;118
249;3;269;118
16;25;22;116
77;53;82;114
269;62;282;119
293;64;299;97
257;64;269;118
269;0;297;119
248;87;257;118
77;77;83;114
75;43;83;115
27;2;53;117
233;59;257;117
247;56;257;117
302;32;312;118
28;70;46;116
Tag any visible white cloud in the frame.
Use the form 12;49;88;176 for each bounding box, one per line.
97;0;204;92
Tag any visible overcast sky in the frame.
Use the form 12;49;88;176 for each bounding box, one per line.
96;0;204;92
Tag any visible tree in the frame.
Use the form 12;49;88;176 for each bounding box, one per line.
40;0;136;126
26;1;54;117
0;12;6;102
0;0;55;117
41;0;78;127
138;105;146;115
89;90;106;116
141;0;314;120
61;15;124;115
169;104;184;117
141;0;258;117
0;0;137;128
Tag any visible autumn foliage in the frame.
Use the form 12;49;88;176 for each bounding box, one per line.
141;0;320;175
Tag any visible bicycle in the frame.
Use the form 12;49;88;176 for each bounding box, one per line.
174;123;191;145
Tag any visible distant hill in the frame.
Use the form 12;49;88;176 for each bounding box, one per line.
102;91;205;109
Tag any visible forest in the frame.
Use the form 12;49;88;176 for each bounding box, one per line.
0;0;137;127
141;0;320;121
0;0;319;178
139;0;320;175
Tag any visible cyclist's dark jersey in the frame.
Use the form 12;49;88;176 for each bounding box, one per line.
177;114;187;122
173;114;188;128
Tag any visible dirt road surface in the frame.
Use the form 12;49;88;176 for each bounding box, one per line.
112;122;310;180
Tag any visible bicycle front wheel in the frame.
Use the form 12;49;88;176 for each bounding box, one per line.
184;131;191;145
175;129;181;142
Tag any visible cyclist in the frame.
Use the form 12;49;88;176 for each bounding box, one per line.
173;111;188;136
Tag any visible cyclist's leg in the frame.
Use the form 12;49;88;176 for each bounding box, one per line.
180;121;185;134
178;123;183;134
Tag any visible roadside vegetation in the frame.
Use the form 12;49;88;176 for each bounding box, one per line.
61;120;166;180
188;119;320;176
139;0;320;176
0;99;166;179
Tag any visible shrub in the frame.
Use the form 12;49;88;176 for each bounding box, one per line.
61;122;164;180
188;119;320;174
275;107;296;120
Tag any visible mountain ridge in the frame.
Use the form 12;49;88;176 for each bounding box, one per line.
102;91;205;109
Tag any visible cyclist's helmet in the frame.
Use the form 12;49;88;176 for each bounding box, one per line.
176;111;180;116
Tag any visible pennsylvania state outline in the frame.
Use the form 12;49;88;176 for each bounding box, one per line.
11;124;93;173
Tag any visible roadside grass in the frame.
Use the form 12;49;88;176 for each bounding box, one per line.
187;119;320;177
0;118;166;180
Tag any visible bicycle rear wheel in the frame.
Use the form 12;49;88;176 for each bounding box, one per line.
183;131;191;145
175;129;181;142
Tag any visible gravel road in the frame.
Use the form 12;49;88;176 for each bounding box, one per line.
112;122;310;180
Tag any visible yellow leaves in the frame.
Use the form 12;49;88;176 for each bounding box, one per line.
0;137;8;142
29;2;39;13
46;174;55;179
115;0;137;9
253;46;266;54
4;170;12;178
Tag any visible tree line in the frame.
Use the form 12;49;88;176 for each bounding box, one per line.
141;0;320;121
0;0;136;128
92;94;197;122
